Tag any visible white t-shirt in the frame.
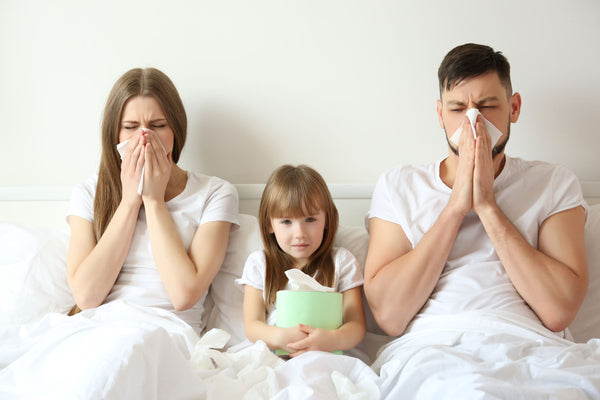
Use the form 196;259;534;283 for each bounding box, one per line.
237;247;364;325
368;156;587;334
67;172;240;333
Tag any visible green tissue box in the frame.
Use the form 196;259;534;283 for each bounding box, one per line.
275;290;343;355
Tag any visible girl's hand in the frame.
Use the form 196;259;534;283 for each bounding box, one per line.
141;130;172;203
277;325;308;354
119;131;144;208
286;324;335;357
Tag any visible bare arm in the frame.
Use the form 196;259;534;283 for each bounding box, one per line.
67;135;145;309
471;117;588;331
145;202;232;311
478;205;588;331
364;211;464;336
243;285;308;352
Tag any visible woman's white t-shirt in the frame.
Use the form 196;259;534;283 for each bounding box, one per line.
66;172;239;333
237;247;364;325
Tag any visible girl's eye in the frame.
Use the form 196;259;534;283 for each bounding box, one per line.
280;219;291;225
123;126;136;130
305;217;316;223
152;124;166;129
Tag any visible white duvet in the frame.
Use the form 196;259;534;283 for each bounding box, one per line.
374;311;600;399
2;216;600;399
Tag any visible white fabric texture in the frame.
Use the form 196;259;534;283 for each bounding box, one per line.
237;247;364;325
372;311;600;400
66;172;240;333
368;155;587;337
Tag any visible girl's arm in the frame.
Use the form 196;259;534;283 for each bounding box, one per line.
243;285;308;352
286;286;367;357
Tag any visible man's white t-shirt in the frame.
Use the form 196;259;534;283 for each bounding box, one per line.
237;247;364;325
368;156;587;334
67;172;240;333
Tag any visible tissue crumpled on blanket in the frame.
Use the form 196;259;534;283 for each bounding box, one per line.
190;328;284;399
284;269;335;292
449;108;503;147
190;328;380;399
116;129;167;195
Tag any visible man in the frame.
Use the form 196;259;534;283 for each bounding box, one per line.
364;43;588;338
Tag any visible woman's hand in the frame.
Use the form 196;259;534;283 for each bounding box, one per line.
120;131;145;207
141;130;172;204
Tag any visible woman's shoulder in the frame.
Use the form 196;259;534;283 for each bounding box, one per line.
186;172;239;197
71;173;99;200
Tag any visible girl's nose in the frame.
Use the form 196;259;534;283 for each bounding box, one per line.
294;224;306;238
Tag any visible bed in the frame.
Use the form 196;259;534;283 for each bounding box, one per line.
1;183;599;399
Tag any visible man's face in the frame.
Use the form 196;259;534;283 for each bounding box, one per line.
436;71;521;156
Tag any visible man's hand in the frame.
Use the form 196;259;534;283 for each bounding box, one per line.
472;115;498;215
448;116;476;217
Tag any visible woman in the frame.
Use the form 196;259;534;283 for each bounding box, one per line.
67;67;239;333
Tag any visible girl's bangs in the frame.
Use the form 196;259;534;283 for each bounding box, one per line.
268;185;323;218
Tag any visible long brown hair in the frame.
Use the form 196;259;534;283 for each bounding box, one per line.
259;165;339;305
93;68;187;239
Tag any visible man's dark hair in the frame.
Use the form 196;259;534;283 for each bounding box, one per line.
438;43;512;97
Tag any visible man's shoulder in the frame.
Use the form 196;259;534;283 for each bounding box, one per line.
379;161;438;181
506;156;576;181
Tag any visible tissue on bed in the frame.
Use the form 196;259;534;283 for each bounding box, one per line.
116;129;167;195
284;269;335;292
449;108;503;147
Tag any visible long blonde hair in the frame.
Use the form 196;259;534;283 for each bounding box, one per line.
94;68;187;239
259;164;339;305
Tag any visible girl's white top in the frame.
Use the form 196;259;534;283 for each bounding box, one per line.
237;247;364;325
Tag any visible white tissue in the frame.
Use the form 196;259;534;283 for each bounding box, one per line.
190;329;284;398
116;129;167;195
449;108;503;147
284;269;335;292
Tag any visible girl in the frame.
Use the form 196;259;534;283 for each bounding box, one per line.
66;67;239;333
239;164;366;357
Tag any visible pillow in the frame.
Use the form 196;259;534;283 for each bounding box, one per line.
205;214;262;346
0;223;73;326
569;203;600;342
334;225;393;363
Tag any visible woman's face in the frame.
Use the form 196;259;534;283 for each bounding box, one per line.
118;95;174;155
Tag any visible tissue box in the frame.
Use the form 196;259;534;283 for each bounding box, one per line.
275;290;343;355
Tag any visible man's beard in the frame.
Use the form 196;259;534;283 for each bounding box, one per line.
445;121;510;158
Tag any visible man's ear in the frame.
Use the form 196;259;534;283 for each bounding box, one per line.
510;92;522;123
436;99;445;129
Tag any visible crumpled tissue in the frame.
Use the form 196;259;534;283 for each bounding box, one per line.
284;269;335;292
116;129;167;195
190;328;284;399
449;108;503;147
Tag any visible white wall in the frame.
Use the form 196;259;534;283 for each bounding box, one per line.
1;1;599;192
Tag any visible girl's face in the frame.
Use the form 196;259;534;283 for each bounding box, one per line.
269;209;326;269
118;95;174;155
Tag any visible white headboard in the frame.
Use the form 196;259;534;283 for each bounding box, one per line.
1;182;599;231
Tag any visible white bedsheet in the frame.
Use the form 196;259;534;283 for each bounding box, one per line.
0;300;378;399
3;213;600;399
373;311;600;399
